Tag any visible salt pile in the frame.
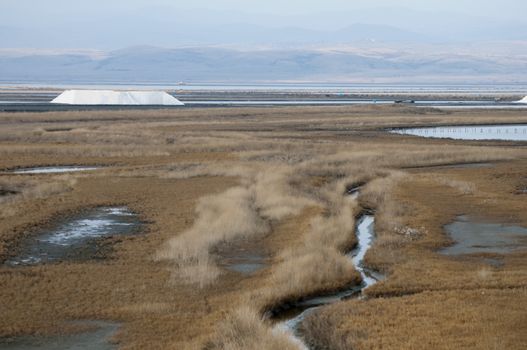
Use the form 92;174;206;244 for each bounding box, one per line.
51;90;184;105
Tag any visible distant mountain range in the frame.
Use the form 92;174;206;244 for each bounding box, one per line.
0;23;432;49
1;45;526;84
2;6;527;49
2;21;527;49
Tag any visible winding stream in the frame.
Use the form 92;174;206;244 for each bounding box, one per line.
351;215;378;289
275;213;379;349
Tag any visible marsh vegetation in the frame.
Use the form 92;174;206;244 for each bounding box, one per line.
0;105;526;349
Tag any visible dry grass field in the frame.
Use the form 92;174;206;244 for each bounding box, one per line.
0;105;526;349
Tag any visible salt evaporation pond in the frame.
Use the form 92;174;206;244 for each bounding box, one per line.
0;321;119;350
6;207;141;266
441;215;527;256
10;166;99;174
391;124;527;141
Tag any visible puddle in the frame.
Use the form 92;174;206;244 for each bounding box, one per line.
391;124;527;141
222;253;267;275
5;207;142;266
0;321;119;350
440;215;527;255
9;166;99;174
215;241;269;275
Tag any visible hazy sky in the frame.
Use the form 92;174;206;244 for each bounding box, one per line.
169;0;524;18
2;0;526;22
1;0;526;48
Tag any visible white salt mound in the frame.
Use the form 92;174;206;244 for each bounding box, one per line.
51;90;184;106
518;96;527;104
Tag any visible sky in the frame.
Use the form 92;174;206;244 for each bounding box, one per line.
1;0;526;48
170;0;525;18
1;0;526;20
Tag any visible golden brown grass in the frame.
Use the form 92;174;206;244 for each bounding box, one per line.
434;176;476;194
155;164;315;287
204;306;300;350
302;288;527;350
0;175;77;219
156;186;269;287
1;105;527;349
257;247;361;313
0;175;239;346
302;160;527;349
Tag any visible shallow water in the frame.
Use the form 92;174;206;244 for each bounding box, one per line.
440;215;527;255
5;207;141;266
274;309;315;350
392;124;527;141
0;321;119;350
10;166;99;174
222;251;267;275
216;239;269;275
350;215;378;288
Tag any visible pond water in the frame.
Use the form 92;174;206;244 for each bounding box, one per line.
221;251;267;275
5;207;142;266
10;166;99;174
0;321;119;350
440;215;527;255
391;124;527;141
214;238;270;276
